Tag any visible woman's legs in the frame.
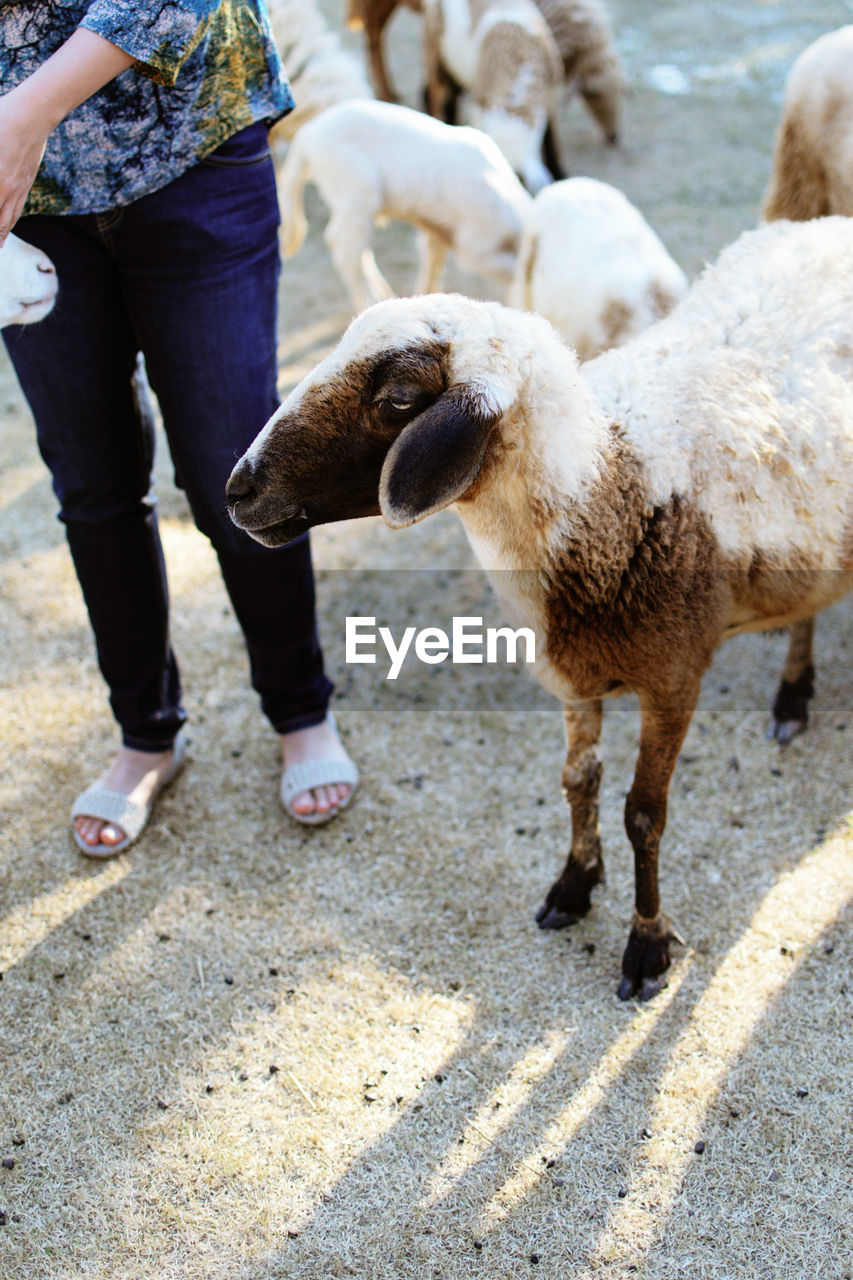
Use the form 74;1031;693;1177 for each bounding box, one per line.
6;129;353;841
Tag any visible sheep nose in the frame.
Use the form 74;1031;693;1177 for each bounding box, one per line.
37;259;56;276
226;457;259;508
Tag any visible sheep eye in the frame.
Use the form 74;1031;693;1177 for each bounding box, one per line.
378;395;418;417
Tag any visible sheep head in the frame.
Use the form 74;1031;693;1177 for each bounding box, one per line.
227;296;519;547
0;234;58;328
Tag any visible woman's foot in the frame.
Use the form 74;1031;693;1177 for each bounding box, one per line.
73;742;182;852
280;717;358;823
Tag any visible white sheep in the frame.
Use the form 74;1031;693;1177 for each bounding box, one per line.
227;216;853;1000
276;97;532;310
761;24;853;221
422;0;564;192
266;0;373;141
509;177;688;359
0;233;58;327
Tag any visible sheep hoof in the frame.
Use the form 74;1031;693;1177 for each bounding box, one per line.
617;916;677;1001
535;855;604;930
768;716;807;745
768;668;814;744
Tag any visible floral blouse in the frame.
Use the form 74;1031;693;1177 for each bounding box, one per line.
0;1;294;215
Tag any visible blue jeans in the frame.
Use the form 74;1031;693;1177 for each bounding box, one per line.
4;124;332;750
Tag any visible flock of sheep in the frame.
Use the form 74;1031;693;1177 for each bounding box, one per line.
3;4;853;1000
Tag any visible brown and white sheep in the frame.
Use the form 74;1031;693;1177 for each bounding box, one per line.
761;24;853;222
349;0;623;142
226;217;853;1000
422;0;565;192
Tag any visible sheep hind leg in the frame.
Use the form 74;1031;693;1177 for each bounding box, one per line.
413;229;448;295
325;209;394;312
768;618;814;745
536;698;605;930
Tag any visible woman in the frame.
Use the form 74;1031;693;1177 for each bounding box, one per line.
0;1;357;852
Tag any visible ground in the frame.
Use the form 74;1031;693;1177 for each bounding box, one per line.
1;1;852;1277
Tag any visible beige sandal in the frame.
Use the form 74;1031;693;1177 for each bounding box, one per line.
70;730;188;857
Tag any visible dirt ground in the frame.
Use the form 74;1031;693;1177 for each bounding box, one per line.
1;1;852;1278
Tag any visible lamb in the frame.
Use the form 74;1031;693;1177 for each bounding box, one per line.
226;217;853;1000
276;97;532;311
509;177;688;360
761;25;853;221
421;0;565;192
0;233;58;327
266;0;373;140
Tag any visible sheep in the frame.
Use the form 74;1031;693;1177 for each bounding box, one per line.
509;177;688;360
227;216;853;1000
345;0;422;103
758;27;853;730
534;0;623;142
761;25;853;222
0;233;58;327
275;97;532;311
421;0;565;193
266;0;373;141
351;0;623;144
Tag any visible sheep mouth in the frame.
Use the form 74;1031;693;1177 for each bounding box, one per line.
15;297;56;322
230;503;314;547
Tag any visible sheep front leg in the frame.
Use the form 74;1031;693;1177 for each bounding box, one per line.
768;617;814;744
618;689;696;1002
536;698;604;930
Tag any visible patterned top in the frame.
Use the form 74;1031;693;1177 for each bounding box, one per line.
0;2;294;215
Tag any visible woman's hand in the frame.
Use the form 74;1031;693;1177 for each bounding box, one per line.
0;90;51;244
0;29;135;245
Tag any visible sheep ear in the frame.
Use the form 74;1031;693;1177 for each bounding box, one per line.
379;378;510;527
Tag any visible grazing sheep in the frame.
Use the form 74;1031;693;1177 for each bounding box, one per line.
533;0;624;141
422;0;564;192
353;0;623;144
276;97;532;310
761;25;853;221
346;0;422;102
0;233;58;327
509;177;688;360
227;217;853;1000
267;0;373;140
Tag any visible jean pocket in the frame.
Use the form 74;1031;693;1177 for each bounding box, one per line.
200;124;273;168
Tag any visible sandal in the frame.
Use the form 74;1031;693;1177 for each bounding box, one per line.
70;729;188;857
280;718;359;826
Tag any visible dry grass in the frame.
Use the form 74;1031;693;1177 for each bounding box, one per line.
1;1;852;1277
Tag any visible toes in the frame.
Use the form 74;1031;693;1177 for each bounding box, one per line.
74;817;127;848
290;785;346;816
290;789;320;815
